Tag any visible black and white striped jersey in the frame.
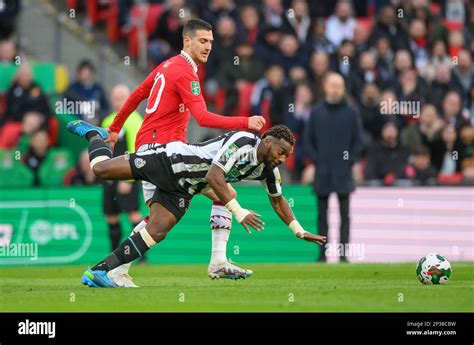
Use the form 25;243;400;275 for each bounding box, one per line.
136;131;282;196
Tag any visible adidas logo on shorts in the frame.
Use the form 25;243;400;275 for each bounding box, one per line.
134;158;146;169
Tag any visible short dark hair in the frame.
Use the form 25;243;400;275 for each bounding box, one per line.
262;125;295;146
77;59;95;73
182;18;212;38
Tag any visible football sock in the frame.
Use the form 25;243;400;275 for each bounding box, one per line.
88;135;112;169
86;131;100;141
108;222;121;250
210;203;232;264
132;221;147;261
92;229;156;271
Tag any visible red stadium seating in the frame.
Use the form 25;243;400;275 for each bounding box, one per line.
236;82;255;117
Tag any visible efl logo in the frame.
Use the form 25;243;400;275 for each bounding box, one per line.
18;319;56;338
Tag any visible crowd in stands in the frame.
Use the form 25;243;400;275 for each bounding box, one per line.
0;0;473;187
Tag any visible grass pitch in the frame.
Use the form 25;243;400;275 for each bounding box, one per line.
1;263;473;312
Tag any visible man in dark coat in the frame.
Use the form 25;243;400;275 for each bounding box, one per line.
303;72;363;262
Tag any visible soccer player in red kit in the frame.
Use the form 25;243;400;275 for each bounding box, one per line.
104;19;266;287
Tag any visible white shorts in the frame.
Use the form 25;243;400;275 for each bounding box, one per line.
136;143;157;202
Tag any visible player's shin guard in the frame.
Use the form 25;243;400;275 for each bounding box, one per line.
92;228;156;271
210;202;232;264
88;135;112;169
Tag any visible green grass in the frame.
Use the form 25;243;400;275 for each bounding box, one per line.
1;263;473;312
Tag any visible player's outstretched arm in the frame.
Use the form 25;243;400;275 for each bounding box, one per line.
205;164;264;233
269;195;326;245
106;69;157;148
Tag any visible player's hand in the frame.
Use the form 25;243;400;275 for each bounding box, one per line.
247;116;266;131
296;232;326;245
104;127;119;150
240;211;265;234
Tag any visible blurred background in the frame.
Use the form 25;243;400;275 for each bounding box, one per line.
0;0;472;266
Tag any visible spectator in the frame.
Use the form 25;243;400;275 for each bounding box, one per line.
282;0;312;45
101;84;144;252
440;91;468;130
364;122;410;184
255;25;282;63
357;83;386;143
237;5;260;45
438;124;465;175
408;145;437;185
63;59;109;124
0;0;20;39
393;49;414;79
261;0;284;28
308;51;330;103
353;22;369;57
4;64;51;125
325;0;356;47
272;34;307;75
407;19;429;70
348;50;387;99
401;104;444;156
330;39;356;78
303;72;363;262
0;38;17;64
201;0;238;27
22;130;49;186
395;68;427;126
374;36;394;83
251;64;288;127
148;0;193;66
420;40;453;83
452;50;474;101
218;41;264;114
427;63;464;109
205;16;238;81
309;18;336;55
63;149;98;186
369;5;409;51
284;82;313;179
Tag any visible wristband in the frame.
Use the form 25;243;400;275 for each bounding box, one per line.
225;199;250;223
289;220;306;235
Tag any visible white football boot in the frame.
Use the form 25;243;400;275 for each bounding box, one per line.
208;260;253;280
107;263;138;288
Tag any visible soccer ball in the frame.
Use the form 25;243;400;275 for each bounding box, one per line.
416;253;451;285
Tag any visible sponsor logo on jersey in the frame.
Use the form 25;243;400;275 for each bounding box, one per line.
191;81;201;96
134;158;146;169
224;143;238;159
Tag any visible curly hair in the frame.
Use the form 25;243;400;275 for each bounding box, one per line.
262;125;295;146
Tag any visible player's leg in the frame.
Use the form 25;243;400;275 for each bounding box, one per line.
202;184;253;280
107;178;156;287
81;201;177;288
67;119;133;180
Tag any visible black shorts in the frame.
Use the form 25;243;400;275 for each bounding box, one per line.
103;180;140;215
129;150;192;222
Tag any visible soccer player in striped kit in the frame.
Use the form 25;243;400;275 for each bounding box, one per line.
98;19;266;286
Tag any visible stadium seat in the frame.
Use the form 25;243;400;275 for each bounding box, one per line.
0;150;34;188
0;63;61;95
443;20;464;31
0;122;22;149
236;82;255;117
128;4;165;58
38;148;74;187
86;0;110;26
107;0;121;42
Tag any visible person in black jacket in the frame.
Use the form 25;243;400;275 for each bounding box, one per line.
303;72;363;262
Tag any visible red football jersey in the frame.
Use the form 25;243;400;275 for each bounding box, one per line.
108;51;249;150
